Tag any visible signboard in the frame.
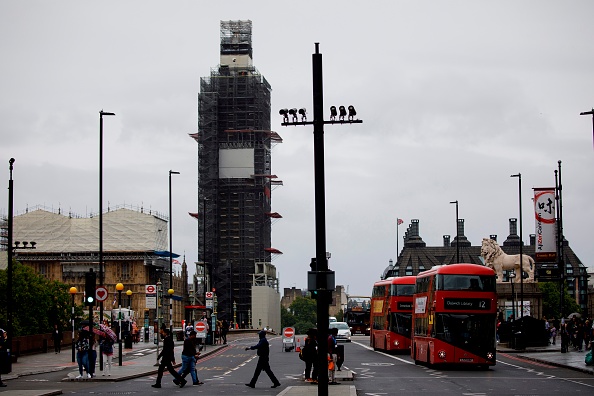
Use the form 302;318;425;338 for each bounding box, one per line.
145;284;157;309
397;302;412;310
415;296;427;314
444;298;491;310
283;327;294;339
96;287;108;302
534;188;557;262
195;320;208;338
205;292;214;299
206;299;214;308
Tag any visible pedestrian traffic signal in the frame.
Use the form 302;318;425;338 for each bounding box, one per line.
85;269;96;306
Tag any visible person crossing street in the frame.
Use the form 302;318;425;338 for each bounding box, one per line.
244;330;281;389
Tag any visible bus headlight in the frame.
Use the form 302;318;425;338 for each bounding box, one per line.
438;350;446;359
394;340;400;346
487;352;494;360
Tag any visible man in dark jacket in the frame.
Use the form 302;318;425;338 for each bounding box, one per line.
245;330;281;389
152;327;186;388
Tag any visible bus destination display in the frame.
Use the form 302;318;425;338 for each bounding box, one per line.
444;298;491;310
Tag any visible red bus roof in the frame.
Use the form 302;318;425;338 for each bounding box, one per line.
373;278;394;287
417;263;495;277
391;276;416;285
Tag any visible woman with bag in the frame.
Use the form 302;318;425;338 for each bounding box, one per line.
100;336;114;376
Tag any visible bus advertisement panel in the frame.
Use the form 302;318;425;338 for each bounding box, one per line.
411;264;497;367
370;276;416;352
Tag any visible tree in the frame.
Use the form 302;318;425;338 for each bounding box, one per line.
290;296;317;325
280;306;296;330
0;260;73;335
539;282;581;320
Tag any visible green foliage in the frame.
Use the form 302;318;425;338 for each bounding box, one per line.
280;306;296;329
290;296;317;325
293;320;316;335
335;309;344;322
0;260;74;336
539;282;581;320
281;296;318;334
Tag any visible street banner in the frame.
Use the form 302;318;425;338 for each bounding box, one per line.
533;188;556;262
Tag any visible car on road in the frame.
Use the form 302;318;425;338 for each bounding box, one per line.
329;321;352;342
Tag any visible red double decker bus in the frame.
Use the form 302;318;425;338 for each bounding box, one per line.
411;264;497;368
370;276;416;352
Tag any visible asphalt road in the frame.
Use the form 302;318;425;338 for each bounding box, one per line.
4;335;594;395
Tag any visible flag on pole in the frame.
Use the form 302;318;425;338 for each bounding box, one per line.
397;218;404;225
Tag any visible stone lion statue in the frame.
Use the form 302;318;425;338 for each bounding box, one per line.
480;238;535;283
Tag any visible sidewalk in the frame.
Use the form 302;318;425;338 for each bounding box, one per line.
497;342;594;375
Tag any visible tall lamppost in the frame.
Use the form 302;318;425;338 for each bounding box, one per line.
510;174;523;321
279;43;362;396
116;283;124;366
69;287;78;363
169;170;180;333
155;279;162;364
450;200;459;263
6;158;15;374
579;108;594;148
99;110;115;371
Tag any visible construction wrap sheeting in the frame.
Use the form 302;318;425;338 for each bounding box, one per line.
12;208;168;253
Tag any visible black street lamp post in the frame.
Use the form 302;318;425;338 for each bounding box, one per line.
279;43;362;396
69;287;77;363
169;170;180;333
99;110;115;372
116;283;124;366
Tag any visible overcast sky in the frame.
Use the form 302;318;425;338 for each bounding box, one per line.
1;1;593;297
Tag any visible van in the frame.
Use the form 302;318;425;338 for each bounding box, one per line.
329;316;337;323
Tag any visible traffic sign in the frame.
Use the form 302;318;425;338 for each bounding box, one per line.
146;285;156;294
96;287;108;302
283;327;294;339
205;292;214;299
195;322;207;332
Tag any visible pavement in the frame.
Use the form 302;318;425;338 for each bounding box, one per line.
0;339;590;396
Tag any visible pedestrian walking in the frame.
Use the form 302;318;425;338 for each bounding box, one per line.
0;328;8;387
75;332;90;379
244;330;281;389
99;336;114;376
152;326;186;388
174;330;204;386
88;334;97;378
302;328;318;383
327;327;339;385
221;319;228;344
52;324;63;354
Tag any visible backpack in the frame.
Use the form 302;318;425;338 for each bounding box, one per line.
585;349;593;366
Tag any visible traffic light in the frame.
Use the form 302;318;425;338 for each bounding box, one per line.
85;269;97;306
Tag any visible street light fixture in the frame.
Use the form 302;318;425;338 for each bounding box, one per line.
279;43;362;396
450;200;459;263
169;170;180;333
579;108;594;148
116;282;124;366
99;109;115;372
126;290;133;310
69;287;78;363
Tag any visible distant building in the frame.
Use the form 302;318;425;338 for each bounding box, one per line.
281;285;347;318
383;218;589;315
0;205;186;328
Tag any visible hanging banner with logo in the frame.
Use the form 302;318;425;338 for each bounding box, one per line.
533;188;556;262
